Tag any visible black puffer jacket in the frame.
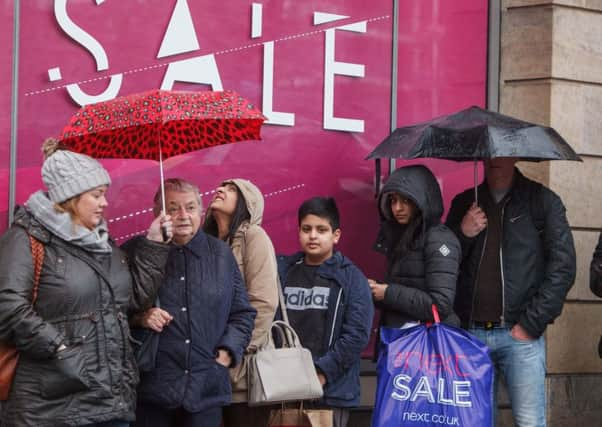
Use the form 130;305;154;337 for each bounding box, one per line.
374;165;461;327
0;207;169;427
446;169;576;338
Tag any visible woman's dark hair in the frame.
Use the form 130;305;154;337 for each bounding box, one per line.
384;194;423;260
298;197;340;231
203;184;251;244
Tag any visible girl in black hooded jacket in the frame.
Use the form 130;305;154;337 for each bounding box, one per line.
368;165;461;328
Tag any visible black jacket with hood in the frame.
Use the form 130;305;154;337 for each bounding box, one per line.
374;165;461;327
446;169;576;338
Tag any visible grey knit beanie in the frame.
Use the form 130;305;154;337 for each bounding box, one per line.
41;138;111;203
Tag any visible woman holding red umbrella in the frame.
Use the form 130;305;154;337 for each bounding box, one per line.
0;139;172;427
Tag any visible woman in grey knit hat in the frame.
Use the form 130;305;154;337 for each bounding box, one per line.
0;138;172;427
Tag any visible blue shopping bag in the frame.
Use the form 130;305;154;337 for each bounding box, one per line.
372;306;493;427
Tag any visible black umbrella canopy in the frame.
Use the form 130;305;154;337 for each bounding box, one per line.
367;106;582;162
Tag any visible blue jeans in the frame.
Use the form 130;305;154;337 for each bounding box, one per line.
470;327;546;427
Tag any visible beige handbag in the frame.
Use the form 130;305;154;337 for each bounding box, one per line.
247;284;323;406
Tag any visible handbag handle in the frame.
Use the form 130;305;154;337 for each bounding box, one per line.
29;235;44;304
243;230;287;325
431;304;440;324
269;322;288;348
265;320;302;350
271;320;301;347
274;275;296;346
276;276;290;325
256;320;291;350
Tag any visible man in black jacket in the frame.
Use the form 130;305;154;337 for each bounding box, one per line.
446;158;576;427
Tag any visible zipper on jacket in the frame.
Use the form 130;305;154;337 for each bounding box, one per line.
116;309;129;369
499;201;510;325
328;288;343;348
469;228;488;326
89;311;102;372
184;255;193;385
101;312;114;389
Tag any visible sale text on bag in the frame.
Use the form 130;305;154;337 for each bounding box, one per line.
390;351;473;407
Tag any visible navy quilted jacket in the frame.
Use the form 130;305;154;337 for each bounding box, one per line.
135;230;255;412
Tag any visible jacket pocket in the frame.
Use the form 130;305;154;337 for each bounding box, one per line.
40;345;91;399
206;361;231;397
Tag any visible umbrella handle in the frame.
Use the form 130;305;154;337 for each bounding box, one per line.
159;147;166;214
375;159;381;198
474;159;479;205
159;145;170;243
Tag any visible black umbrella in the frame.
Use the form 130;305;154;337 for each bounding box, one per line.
367;106;582;202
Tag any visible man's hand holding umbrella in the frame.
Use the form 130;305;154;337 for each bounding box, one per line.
461;203;488;238
146;212;173;243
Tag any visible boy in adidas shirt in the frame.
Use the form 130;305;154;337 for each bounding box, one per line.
277;197;373;427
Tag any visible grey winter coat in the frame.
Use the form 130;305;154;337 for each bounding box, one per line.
0;207;169;426
374;165;461;327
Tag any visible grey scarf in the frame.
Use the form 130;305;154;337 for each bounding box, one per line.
26;190;112;254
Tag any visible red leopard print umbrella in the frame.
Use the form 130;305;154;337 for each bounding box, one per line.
59;89;265;161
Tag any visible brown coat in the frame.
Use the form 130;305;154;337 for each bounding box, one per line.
218;179;279;401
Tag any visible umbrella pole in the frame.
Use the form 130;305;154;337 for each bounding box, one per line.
159;146;166;214
158;145;171;243
375;159;381;197
473;159;479;205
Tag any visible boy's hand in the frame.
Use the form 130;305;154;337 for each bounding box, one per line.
368;279;388;301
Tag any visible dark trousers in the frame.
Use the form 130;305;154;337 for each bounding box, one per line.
222;402;278;427
85;421;130;427
222;402;348;427
134;402;222;427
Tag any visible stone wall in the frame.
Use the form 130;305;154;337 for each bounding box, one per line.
499;0;602;425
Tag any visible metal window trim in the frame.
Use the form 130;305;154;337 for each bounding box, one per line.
389;0;399;176
8;0;21;226
487;0;501;112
